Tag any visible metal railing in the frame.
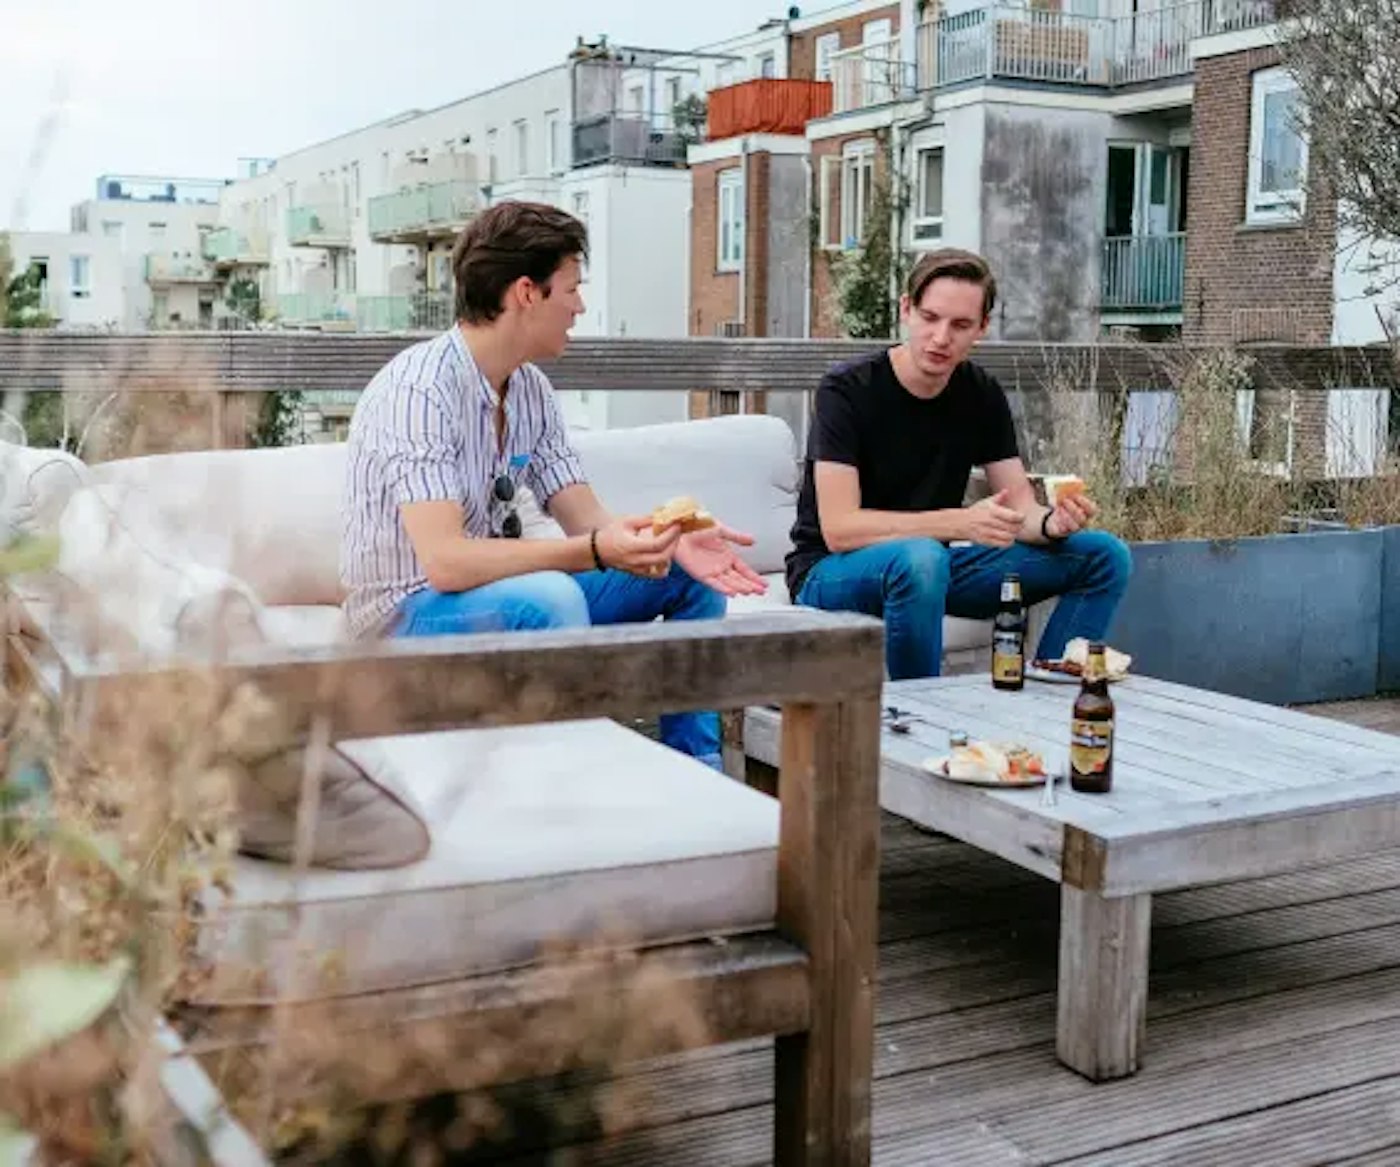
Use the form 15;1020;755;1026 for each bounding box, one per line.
828;36;916;113
356;292;453;332
917;0;1274;90
1101;233;1186;311
367;180;483;242
571;115;691;168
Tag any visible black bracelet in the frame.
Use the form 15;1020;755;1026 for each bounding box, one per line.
1041;508;1067;542
589;528;607;570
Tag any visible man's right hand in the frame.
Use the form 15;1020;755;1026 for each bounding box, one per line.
595;516;683;578
962;489;1023;548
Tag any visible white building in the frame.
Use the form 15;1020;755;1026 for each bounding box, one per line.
69;175;227;330
4;230;124;330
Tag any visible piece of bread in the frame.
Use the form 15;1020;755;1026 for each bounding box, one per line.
651;495;717;535
1044;475;1086;507
1062;638;1132;680
946;740;1045;783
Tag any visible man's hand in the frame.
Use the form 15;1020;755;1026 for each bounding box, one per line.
963;489;1023;549
596;516;682;577
674;523;769;597
1045;491;1098;540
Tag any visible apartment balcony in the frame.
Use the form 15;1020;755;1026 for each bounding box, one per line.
367;180;483;245
828;36;916;114
571;115;689;169
144;253;218;286
286;204;351;248
276;292;356;329
203;227;270;267
917;0;1273;92
1101;232;1185;315
356;292;454;332
705;78;832;139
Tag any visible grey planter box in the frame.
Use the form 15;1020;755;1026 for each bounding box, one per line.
1381;526;1400;694
1111;529;1385;705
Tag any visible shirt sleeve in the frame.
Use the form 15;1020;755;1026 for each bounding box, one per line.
522;366;587;504
975;371;1021;466
809;368;861;467
380;385;466;506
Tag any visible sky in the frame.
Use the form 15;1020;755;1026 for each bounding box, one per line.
0;0;789;231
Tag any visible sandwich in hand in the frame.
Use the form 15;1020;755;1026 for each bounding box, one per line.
652;495;717;536
1044;475;1087;508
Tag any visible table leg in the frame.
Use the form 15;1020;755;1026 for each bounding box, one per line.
1056;886;1152;1081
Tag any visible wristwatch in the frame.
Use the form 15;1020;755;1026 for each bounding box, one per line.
1041;508;1067;542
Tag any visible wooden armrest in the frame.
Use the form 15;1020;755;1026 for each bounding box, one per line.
63;610;884;740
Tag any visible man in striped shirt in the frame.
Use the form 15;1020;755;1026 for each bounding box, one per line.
341;201;766;768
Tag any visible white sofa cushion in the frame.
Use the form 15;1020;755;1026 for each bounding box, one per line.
90;443;347;607
189;719;780;1004
0;440;92;543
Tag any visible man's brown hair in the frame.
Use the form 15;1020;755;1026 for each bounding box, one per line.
905;248;998;319
451;201;589;323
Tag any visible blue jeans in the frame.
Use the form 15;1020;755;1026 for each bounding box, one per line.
795;532;1132;681
393;564;726;767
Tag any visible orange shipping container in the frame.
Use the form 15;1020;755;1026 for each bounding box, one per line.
706;78;834;141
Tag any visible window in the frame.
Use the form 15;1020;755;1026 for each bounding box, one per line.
628;84;645;114
149;222;167;238
717;60;738;89
757;52;776;79
664;77;682;114
513;119;530;177
350;162;361;216
912;147;944;244
841;141;876;249
486;128;499;184
814;32;841;83
571;191;591;280
1247;66;1308;225
545;109;563;173
101;220;123;241
717;168;744;271
69;255;91;298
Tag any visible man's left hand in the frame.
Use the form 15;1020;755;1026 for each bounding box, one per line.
1046;492;1098;540
674;523;769;596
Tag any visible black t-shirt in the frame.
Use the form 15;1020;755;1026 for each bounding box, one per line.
786;351;1020;596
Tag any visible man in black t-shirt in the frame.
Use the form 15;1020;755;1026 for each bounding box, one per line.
788;249;1131;680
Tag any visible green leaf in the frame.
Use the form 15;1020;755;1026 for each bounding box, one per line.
0;956;131;1071
0;534;60;577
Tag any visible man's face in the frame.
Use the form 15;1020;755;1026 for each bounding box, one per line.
900;277;989;381
522;255;585;359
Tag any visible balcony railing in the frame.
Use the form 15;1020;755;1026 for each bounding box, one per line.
828;36;916;113
367;180;483;244
1101;233;1186;311
356;292;453;332
276;292;356;327
917;0;1274;91
203;228;270;266
286;204;350;248
572;115;690;169
144;253;218;285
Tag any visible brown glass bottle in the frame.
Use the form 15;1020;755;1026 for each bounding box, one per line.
991;574;1026;691
1070;641;1115;793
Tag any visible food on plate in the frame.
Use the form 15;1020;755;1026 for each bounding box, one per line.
1043;475;1087;508
651;495;717;536
946;739;1046;784
1033;638;1132;680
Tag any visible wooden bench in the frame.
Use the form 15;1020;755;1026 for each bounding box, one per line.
16;610;885;1165
745;672;1400;1082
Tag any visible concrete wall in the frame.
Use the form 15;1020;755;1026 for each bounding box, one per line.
979;103;1106;342
766;154;810;338
6;231;125;329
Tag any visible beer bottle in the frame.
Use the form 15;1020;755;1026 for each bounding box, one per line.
991;573;1026;691
1070;641;1115;793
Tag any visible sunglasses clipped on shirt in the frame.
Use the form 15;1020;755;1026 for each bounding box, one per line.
493;473;522;539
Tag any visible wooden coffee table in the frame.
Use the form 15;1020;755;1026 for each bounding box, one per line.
744;673;1400;1081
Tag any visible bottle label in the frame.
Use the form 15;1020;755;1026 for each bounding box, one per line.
992;630;1024;683
1071;718;1114;775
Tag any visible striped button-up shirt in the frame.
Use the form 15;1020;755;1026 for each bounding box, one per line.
340;326;587;638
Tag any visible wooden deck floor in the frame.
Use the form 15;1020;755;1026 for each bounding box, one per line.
450;698;1400;1166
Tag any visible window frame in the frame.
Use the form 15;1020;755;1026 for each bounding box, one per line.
1246;66;1308;226
716;167;745;272
912;146;945;245
840;140;877;251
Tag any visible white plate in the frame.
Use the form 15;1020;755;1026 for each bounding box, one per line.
921;755;1057;789
1026;662;1130;686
